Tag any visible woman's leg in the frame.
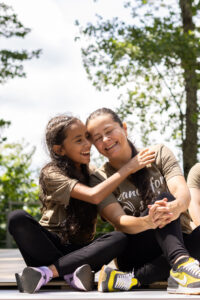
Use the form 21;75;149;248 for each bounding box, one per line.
117;230;170;285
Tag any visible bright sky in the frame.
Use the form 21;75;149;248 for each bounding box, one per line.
1;0;131;170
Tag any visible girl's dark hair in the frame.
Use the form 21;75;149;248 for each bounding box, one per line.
87;108;154;210
40;114;97;244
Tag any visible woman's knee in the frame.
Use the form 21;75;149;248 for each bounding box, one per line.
8;209;30;234
156;192;175;202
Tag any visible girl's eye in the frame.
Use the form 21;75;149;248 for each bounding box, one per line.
76;139;82;143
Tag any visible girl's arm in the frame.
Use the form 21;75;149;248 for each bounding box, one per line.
70;148;155;204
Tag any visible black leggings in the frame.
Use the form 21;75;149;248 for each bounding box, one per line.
8;210;128;277
117;193;200;285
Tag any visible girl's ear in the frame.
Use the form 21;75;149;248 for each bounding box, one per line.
52;145;64;156
122;122;128;136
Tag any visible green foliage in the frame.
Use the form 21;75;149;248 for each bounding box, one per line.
78;0;200;168
0;141;40;247
96;215;114;237
0;119;11;143
0;2;42;84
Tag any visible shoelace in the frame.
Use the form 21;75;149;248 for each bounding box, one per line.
114;272;134;290
183;260;200;277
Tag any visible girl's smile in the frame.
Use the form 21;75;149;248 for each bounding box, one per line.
55;120;91;167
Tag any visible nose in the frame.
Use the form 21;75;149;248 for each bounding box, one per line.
85;138;91;147
102;135;110;143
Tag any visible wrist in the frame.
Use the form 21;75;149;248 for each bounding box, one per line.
141;215;153;230
122;161;136;176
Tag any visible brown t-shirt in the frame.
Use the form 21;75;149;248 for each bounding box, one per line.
39;164;97;244
90;144;192;234
187;163;200;189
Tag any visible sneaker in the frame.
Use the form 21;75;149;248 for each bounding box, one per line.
98;265;138;292
15;266;52;293
167;257;200;294
64;264;94;291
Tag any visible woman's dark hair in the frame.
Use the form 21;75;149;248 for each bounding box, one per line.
87;108;154;210
40;114;97;244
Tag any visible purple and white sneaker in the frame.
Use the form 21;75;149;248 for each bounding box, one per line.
64;264;94;291
15;266;53;293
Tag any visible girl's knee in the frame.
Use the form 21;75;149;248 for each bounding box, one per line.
103;231;129;245
8;210;29;234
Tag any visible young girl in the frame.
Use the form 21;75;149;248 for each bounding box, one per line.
86;107;200;295
8;114;155;294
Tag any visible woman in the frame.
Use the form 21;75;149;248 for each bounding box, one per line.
86;107;200;295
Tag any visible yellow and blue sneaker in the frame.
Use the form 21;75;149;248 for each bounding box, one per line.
167;257;200;294
98;265;138;292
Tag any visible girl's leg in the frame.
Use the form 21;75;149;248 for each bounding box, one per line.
54;231;128;276
8;210;66;266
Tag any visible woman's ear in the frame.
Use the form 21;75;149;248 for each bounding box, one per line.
122;122;128;136
52;145;64;156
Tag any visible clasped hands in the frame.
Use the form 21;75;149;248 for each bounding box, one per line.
148;198;175;229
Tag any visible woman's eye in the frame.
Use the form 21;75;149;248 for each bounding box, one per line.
106;130;112;135
94;136;102;142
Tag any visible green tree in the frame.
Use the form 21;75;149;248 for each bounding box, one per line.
78;0;200;176
0;141;39;248
0;3;41;247
0;119;10;143
0;2;41;138
0;2;41;84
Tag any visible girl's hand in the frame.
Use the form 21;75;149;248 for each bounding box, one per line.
129;148;156;173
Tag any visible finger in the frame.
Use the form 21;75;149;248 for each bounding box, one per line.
139;148;150;155
154;206;170;213
153;212;173;222
154;199;168;206
139;152;156;161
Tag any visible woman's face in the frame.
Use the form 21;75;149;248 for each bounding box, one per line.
55;120;91;167
87;114;129;161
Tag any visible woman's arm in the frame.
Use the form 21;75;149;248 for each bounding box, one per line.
188;188;200;226
167;175;190;217
150;176;190;228
99;202;163;234
70;148;155;204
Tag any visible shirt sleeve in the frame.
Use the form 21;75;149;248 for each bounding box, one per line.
43;166;78;205
187;163;200;189
154;144;183;182
89;171;118;213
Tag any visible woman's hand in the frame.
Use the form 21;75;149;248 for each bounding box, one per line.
148;198;173;229
129;148;156;173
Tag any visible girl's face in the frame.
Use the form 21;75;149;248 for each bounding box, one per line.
56;120;91;167
87;114;129;161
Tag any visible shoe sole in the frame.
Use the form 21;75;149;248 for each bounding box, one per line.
167;287;200;295
15;267;42;293
75;264;94;291
98;265;109;292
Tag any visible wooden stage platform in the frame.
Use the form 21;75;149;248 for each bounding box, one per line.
1;249;200;300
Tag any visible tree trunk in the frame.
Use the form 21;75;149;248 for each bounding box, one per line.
179;0;198;176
